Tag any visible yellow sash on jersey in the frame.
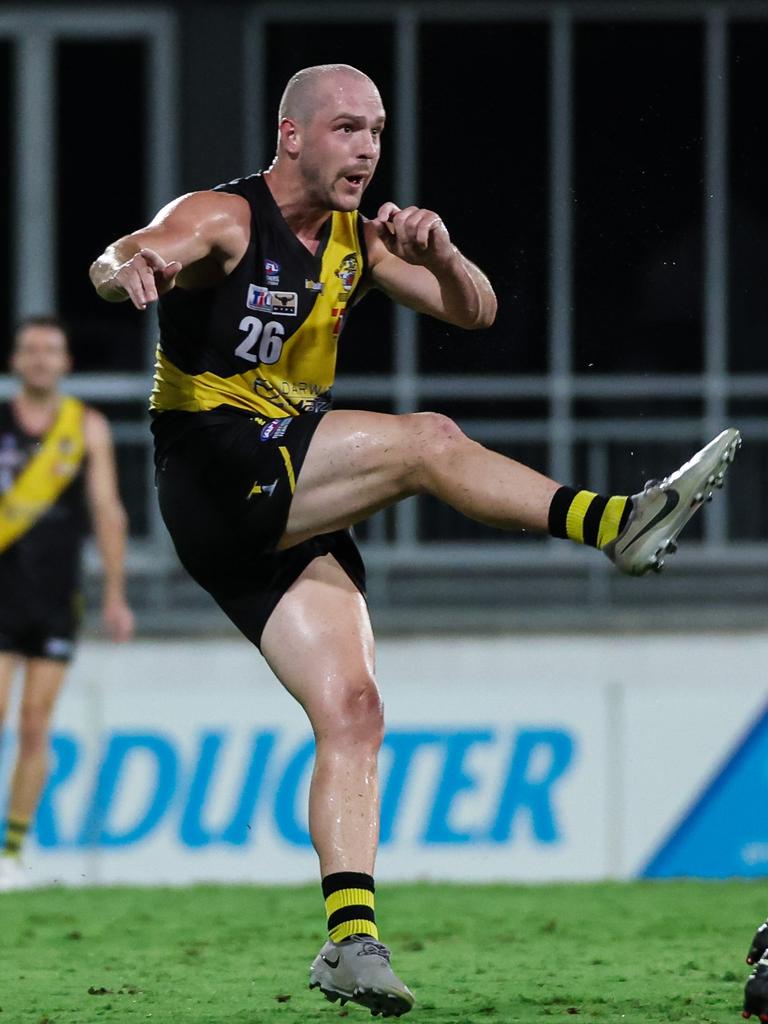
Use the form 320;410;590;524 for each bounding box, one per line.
0;396;86;554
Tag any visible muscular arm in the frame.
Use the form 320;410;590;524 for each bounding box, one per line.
89;190;250;308
363;205;497;330
84;409;134;642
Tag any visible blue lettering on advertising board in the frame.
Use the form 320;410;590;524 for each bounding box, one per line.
180;731;276;847
35;735;79;848
14;726;576;852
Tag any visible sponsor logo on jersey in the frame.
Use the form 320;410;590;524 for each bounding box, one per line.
335;253;358;292
279;381;325;397
247;284;273;310
270;291;298;316
331;306;347;336
300;395;333;413
260;418;291;442
304;279;324;293
264;259;280;286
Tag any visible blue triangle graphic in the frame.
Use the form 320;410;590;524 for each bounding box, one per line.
643;701;768;878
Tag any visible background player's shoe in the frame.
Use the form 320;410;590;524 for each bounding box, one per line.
0;855;27;892
604;427;741;576
309;934;415;1018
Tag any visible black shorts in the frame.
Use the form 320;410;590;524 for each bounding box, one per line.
153;408;366;650
0;593;81;662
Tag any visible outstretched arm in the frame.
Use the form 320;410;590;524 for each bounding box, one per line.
89;190;250;309
83;409;134;643
363;203;497;330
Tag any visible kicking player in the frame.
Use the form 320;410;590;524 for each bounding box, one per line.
90;64;739;1018
0;316;134;891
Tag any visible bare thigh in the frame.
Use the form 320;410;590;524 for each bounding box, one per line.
280;406;557;549
20;659;69;724
0;653;21;722
278;409;432;548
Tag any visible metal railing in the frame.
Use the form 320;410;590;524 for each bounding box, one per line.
3;1;768;629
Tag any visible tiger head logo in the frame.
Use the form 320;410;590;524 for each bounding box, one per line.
335;253;359;292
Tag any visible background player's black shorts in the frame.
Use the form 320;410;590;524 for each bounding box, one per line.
0;592;81;662
153;407;366;650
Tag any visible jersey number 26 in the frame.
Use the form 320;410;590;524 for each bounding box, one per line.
235;317;285;366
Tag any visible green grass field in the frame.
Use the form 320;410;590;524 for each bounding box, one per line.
0;880;763;1023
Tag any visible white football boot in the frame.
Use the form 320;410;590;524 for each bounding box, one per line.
605;428;741;576
310;934;415;1017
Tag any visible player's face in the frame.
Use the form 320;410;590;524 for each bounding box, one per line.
298;77;385;212
12;326;71;394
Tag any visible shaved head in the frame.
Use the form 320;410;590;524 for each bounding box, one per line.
268;63;385;213
278;64;379;126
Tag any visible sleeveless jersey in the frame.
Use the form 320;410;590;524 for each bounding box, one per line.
151;173;367;421
0;401;87;602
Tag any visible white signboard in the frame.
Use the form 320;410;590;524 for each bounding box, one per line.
2;635;766;885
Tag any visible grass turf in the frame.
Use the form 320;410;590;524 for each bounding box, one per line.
0;880;763;1023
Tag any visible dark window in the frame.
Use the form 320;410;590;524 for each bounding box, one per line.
573;22;704;374
727;441;768;540
56;40;147;372
115;441;150;537
729;22;768;372
87;400;151;538
418;22;549;375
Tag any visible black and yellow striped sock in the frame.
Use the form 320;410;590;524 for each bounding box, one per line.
548;487;632;549
322;871;378;943
3;816;30;858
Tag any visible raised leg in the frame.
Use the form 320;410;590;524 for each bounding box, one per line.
280;410;559;548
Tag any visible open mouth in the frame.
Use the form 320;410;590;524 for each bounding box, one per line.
344;174;364;186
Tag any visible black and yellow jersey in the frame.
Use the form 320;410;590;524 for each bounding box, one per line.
0;400;87;605
151;173;367;422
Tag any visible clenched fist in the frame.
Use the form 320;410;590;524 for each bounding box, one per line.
372;202;455;270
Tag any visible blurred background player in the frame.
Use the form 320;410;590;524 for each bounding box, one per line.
0;316;134;891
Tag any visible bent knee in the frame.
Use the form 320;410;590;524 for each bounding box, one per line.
18;716;51;755
19;702;55;735
315;676;384;746
405;412;466;467
411;413;466;458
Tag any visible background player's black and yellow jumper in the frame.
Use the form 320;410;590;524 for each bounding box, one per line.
0;396;87;663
